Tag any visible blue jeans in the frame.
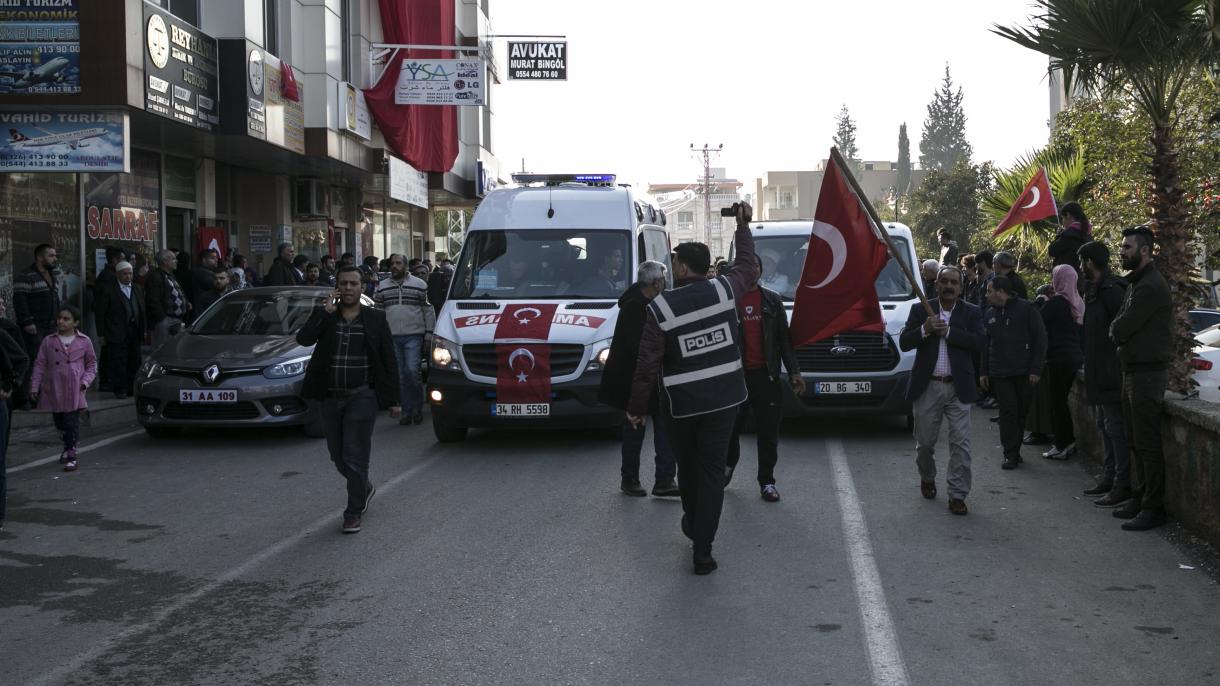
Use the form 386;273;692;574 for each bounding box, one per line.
53;411;80;452
392;334;424;415
621;416;676;481
0;399;10;522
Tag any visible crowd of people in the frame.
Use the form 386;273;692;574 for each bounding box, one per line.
906;203;1174;532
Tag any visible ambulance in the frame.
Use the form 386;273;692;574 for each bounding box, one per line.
426;174;672;442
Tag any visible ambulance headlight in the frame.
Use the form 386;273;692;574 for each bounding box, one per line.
431;336;461;371
587;338;612;371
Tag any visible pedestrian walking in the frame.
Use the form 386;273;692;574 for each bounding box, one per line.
1039;264;1084;460
94;261;146;399
145;249;190;348
0;308;30;531
13;243;60;405
428;262;454;315
899;266;987;514
264;243;300;287
93;245;124;392
1109;226;1173;531
30;306;97;472
298;265;401;534
980;275;1047;470
628;202;760;574
374;254;434;426
725;256;806;502
190;249;220;319
1077;240;1131;506
598;260;678;498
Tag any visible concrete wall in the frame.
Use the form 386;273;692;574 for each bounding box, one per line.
1070;381;1220;548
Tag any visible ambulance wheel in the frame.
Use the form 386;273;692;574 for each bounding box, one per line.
432;415;468;443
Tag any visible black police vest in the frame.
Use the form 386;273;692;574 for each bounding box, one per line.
648;275;748;418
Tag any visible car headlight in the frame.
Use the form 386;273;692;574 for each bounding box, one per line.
138;359;163;379
431;336;461;371
263;355;311;379
587;338;613;371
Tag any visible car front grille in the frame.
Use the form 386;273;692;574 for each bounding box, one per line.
461;344;586;378
795;332;898;373
162;367;264;384
161;401;262;420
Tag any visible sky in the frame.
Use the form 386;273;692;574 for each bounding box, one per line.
487;0;1056;190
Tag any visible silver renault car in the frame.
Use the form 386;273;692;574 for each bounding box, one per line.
135;286;372;438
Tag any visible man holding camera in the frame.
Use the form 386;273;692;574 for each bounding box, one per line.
628;202;760;575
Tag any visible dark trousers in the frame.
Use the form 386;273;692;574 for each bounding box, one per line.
1121;369;1167;512
1094;402;1130;486
102;330;142;395
726;368;783;486
52;411;80;452
621;416;675;481
670;405;738;548
320;389;378;516
0;400;10;522
1047;362;1078;449
991;375;1031;460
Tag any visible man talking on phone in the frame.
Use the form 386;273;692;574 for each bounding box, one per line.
298;265;401;534
628;201;760;575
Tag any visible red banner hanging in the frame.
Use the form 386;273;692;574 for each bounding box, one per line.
494;304;559;405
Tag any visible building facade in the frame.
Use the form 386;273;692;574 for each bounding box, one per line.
649;168;742;259
753;161;926;223
0;0;498;334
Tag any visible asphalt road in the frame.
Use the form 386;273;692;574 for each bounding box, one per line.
2;408;1219;685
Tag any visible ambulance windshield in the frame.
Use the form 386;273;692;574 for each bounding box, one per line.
450;229;633;300
753;234;916;302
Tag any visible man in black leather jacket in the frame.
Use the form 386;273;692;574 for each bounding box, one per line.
725;259;806;501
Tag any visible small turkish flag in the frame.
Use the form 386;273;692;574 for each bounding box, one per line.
994;166;1057;236
494;304;558;406
790;153;890;348
281;62;301;102
197;226;228;258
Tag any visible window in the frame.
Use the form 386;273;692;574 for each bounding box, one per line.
264;0;278;55
776;186;796;210
159;0;199;26
340;1;351;82
451;230;632;300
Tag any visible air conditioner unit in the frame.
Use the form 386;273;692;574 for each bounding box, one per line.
294;179;328;216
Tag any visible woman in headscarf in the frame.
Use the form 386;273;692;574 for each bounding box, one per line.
1039;264;1085;459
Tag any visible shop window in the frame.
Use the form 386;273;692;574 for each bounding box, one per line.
0;173;81;315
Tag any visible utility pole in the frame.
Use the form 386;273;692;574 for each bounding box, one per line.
690;143;723;249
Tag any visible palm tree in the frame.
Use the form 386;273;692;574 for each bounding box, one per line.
983;146;1090;269
995;0;1219;392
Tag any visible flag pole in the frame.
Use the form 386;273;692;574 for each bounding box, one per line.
829;147;934;317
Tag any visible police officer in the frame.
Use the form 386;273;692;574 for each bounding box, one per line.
627;202;760;575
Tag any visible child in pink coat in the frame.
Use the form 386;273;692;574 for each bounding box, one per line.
30;305;97;472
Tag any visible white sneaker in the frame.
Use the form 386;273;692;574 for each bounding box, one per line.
1042;446;1069;460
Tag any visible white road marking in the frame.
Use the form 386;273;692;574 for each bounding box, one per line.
6;428;145;474
827;438;911;686
26;453;442;686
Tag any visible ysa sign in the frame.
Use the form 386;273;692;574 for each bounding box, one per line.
395;59;484;106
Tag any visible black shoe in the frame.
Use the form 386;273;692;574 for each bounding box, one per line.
621;479;646;497
693;547;718;575
1112;501;1142;519
1094;487;1131;508
652;479;680;497
361;484;376;514
342;514;362;534
680;514;693;541
723;465;735;487
1082;480;1114;497
1023;432;1051;445
989;415;1000;423
113;391;127;400
1001;457;1020;470
412;412;424;425
1121;510;1167;531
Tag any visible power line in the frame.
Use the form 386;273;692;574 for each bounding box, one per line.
690;143;723;247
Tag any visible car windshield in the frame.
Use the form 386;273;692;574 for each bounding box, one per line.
753;234;916;302
191;292;321;336
450;229;632;300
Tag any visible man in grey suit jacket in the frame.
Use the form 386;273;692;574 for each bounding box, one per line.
899;266;987;515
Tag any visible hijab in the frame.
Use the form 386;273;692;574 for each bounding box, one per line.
1051;264;1084;324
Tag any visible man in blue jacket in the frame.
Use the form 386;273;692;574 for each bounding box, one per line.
899;266;987;515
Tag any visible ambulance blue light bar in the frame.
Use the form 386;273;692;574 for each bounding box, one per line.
511;173;617;186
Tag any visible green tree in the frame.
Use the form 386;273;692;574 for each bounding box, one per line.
833;104;859;170
996;0;1220;392
897;123;912;199
919;65;973;171
908;159;995;259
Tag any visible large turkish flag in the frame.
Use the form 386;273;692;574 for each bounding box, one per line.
994;166;1057;236
789;155;890;347
494;304;559;405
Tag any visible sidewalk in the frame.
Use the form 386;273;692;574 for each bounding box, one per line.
7;391;141;470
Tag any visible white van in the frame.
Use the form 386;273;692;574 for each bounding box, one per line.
426;174;672;442
733;220;921;426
